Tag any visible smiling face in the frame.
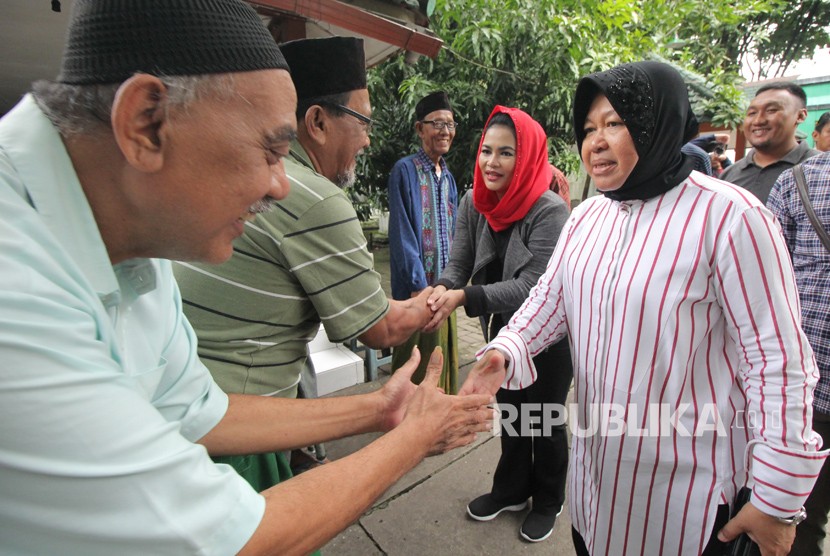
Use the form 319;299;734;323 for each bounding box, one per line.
324;89;372;188
478;124;517;199
416;109;455;161
155;69;297;263
581;94;639;192
743;88;806;156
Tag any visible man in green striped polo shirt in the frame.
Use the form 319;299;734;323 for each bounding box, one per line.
173;36;434;491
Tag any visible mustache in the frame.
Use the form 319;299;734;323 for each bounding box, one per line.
247;196;279;215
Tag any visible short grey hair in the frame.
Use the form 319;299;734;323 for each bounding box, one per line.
31;73;238;137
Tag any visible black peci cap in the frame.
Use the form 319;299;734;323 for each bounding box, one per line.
57;0;289;85
279;36;367;100
415;91;452;121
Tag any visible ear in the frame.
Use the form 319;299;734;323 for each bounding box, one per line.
415;121;429;143
303;105;328;147
796;107;808;125
110;74;169;172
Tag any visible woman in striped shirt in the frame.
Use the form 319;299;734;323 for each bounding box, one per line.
462;61;827;556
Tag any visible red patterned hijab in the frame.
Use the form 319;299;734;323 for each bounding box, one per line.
473;106;552;232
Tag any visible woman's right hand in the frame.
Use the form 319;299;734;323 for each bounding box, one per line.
423;288;465;333
426;285;447;307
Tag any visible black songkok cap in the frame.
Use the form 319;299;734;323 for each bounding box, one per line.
57;0;289;85
415;91;453;121
280;37;367;100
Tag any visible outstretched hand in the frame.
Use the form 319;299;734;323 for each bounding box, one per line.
458;349;507;397
716;501;795;556
400;347;493;455
378;346;492;455
377;347;422;432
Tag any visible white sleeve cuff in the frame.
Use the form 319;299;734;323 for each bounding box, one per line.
477;329;539;390
749;441;829;517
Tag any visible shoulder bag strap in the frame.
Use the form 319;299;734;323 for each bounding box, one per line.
793;163;830;254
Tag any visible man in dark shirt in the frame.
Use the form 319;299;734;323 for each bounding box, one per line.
720;82;818;203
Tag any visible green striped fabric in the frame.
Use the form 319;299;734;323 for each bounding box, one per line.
174;143;388;397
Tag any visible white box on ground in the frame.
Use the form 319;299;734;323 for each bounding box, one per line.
308;325;364;396
307;323;336;353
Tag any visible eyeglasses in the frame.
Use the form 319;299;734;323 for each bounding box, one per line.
421;120;458;131
332;104;373;132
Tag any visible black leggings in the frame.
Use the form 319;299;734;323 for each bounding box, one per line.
489;339;572;513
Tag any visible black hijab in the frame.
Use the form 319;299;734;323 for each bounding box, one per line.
573;61;699;202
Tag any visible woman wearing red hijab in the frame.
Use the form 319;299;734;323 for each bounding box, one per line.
425;106;572;542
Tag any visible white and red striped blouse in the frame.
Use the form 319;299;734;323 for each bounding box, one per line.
483;171;827;555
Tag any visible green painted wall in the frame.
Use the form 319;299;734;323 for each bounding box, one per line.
800;81;830;148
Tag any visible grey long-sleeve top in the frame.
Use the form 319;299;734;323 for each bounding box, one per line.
435;190;569;339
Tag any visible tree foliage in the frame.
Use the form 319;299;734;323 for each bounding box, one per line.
670;0;830;80
351;0;826;214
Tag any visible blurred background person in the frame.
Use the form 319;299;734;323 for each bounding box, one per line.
720;82;817;203
682;140;713;175
814;111;830;152
768;150;830;555
388;91;459;392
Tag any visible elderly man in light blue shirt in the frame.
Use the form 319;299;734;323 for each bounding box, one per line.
0;1;491;555
1;94;262;555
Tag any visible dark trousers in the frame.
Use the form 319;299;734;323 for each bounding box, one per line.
792;410;830;556
489;339;572;514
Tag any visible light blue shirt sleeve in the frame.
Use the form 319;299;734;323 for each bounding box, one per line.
0;96;265;555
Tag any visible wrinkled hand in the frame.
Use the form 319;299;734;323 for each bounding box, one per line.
458;349;507;397
399;347;493;456
424;288;464;333
377;347;422;431
411;287;434;300
717;501;795;556
409;287;437;328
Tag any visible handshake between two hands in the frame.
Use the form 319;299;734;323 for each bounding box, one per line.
381;284;509;456
407;285;508;398
412;285;464;333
